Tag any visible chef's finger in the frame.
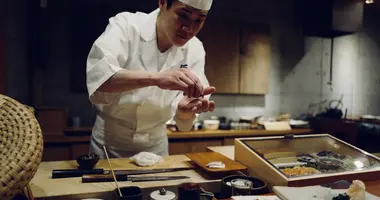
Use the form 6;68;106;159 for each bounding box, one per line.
187;99;200;107
196;106;203;114
184;71;203;98
195;102;202;113
202;99;209;112
189;101;202;113
193;77;204;98
202;86;216;96
191;107;197;113
188;101;200;111
179;76;194;97
194;82;202;98
208;101;216;112
177;80;189;96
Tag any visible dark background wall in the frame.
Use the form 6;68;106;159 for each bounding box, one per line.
3;0;380;127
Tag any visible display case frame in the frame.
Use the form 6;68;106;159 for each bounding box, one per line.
234;134;380;188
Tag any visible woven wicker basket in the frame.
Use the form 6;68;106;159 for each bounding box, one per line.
0;94;43;199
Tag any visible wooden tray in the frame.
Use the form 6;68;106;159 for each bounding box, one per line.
186;152;247;173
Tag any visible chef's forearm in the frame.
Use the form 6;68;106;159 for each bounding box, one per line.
97;69;156;93
174;111;196;131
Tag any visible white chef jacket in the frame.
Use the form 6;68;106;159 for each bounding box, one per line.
86;8;210;159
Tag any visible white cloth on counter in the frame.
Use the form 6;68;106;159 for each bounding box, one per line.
130;152;164;167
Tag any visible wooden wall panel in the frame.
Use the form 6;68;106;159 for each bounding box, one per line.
239;23;271;94
198;20;241;94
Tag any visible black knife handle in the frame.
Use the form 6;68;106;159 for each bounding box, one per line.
52;168;104;179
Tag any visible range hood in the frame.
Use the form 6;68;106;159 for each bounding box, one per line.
298;0;364;37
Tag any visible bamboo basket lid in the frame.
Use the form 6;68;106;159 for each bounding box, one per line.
0;94;43;199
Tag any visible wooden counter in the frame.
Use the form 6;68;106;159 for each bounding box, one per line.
167;128;313;155
29;155;229;200
30;145;380;199
56;127;313;141
166;128;312;139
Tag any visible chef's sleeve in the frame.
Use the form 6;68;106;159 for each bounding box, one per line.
86;13;130;105
174;54;211;131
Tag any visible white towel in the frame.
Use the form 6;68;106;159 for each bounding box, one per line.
130;152;164;167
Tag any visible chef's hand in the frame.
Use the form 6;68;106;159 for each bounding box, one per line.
153;68;204;98
177;87;216;119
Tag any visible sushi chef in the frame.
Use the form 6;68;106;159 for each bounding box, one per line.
86;0;215;159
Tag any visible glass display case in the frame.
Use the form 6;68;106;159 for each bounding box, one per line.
234;134;380;188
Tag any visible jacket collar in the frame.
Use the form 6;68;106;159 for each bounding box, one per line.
139;9;159;42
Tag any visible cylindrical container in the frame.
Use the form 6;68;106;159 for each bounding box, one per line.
177;183;200;200
112;186;143;200
220;175;268;199
231;178;253;196
150;188;177;200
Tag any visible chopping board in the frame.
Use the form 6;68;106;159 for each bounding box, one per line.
185;152;247;173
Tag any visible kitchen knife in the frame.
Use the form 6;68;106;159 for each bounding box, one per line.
111;168;191;176
52;167;191;179
82;175;190;183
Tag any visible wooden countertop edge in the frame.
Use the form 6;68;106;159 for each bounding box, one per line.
167;128;313;139
43;128;313;143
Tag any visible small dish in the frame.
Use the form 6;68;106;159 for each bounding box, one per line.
76;153;100;169
220;175;268;198
203;120;220;130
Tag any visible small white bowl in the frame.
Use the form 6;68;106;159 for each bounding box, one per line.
203;120;220;130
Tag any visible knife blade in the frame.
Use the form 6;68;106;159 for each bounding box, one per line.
111;168;191;176
128;176;190;182
82;175;190;183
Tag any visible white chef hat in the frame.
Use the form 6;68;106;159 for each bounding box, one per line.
178;0;213;11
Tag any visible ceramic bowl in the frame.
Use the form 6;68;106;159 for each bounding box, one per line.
76;153;100;169
220;175;268;198
113;186;142;200
203;120;220;130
